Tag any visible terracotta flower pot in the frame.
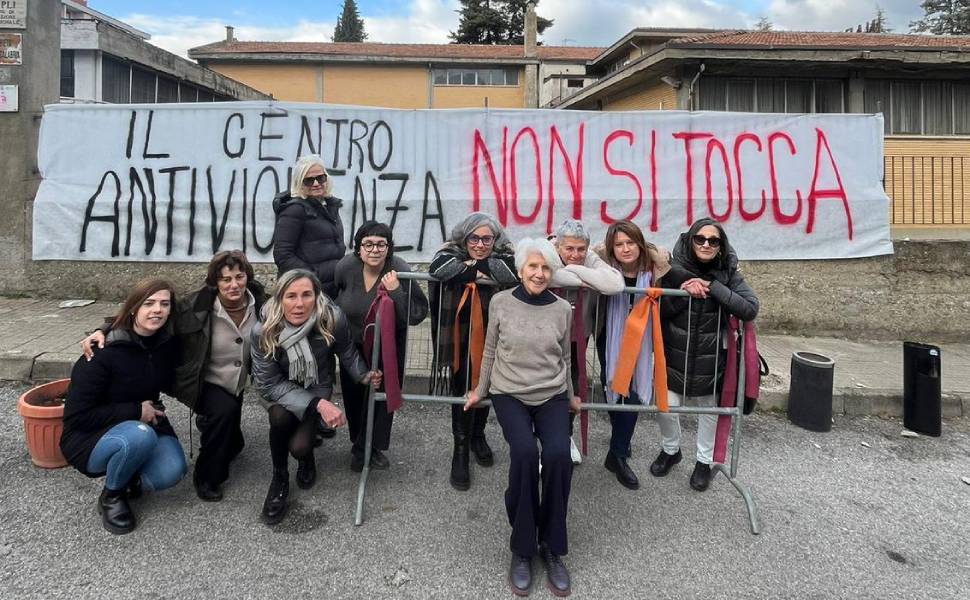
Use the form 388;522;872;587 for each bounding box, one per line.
17;378;70;469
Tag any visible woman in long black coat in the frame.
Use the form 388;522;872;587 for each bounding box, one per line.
273;154;347;298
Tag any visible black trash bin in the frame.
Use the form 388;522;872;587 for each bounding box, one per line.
903;342;942;437
788;352;835;432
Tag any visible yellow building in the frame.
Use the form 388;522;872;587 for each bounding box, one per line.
188;33;601;109
560;28;970;229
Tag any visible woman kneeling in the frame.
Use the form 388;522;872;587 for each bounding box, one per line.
61;279;188;535
250;269;380;525
465;238;580;597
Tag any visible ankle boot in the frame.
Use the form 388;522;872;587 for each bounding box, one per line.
262;469;289;525
450;435;470;491
98;487;136;535
470;436;494;467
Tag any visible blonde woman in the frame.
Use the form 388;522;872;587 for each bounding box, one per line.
272;154;346;297
250;269;381;525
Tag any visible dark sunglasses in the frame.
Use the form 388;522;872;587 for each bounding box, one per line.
692;235;722;248
302;174;327;187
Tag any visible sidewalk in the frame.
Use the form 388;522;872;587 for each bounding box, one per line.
2;296;968;418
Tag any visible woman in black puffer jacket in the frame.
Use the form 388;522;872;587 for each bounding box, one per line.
273;154;347;298
651;218;759;492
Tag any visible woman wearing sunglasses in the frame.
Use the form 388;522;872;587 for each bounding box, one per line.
273;155;346;298
652;218;759;492
428;212;518;491
333;221;428;471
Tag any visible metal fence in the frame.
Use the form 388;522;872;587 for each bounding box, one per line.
884;155;970;225
352;271;762;535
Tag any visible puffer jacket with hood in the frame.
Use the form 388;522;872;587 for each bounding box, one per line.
660;218;759;397
272;192;346;298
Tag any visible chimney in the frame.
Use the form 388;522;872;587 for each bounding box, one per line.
524;3;537;58
225;26;236;43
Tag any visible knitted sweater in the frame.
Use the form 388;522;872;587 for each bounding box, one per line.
474;287;574;406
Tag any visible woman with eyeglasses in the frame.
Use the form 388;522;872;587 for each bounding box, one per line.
653;218;759;492
428;212;517;491
273;155;346;298
595;220;670;491
333;221;429;471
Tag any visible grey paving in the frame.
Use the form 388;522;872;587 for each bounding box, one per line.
3;379;970;599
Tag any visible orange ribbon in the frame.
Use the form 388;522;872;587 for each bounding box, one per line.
609;288;669;412
452;282;485;392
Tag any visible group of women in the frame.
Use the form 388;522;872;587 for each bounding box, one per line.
62;153;758;598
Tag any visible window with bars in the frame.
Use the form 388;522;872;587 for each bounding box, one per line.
697;77;845;114
432;68;520;86
866;79;970;136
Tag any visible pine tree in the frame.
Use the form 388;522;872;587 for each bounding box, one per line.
502;0;554;45
450;0;553;45
332;0;368;42
450;0;506;44
911;0;970;34
755;16;773;32
871;6;892;32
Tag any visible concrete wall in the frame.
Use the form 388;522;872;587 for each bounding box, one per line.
325;64;427;108
601;79;677;111
741;239;970;342
0;0;61;292
207;61;528;109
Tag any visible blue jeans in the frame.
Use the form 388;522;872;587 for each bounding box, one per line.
86;421;187;492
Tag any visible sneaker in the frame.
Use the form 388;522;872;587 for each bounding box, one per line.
569;437;582;465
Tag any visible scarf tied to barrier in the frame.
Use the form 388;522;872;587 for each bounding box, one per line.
452;282;485;392
713;317;759;463
363;285;403;412
607;273;669;412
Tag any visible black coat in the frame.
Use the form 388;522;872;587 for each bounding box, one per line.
60;329;178;477
272;193;347;297
173;280;268;410
661;224;759;397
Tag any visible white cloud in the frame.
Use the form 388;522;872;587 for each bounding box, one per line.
116;0;936;60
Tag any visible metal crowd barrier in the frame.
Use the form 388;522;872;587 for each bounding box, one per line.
355;271;761;535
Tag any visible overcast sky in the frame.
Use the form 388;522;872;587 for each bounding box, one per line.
85;0;929;57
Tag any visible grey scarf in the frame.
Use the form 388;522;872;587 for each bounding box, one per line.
278;314;318;388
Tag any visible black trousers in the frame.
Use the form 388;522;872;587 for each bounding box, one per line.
492;393;572;558
450;359;490;438
267;401;319;471
340;366;393;452
193;383;244;486
595;329;638;458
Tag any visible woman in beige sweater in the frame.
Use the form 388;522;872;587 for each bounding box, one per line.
465;237;580;598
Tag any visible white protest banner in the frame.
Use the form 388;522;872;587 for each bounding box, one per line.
33;102;892;262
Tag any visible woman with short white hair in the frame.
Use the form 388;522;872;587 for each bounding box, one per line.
465;237;580;597
272;154;346;298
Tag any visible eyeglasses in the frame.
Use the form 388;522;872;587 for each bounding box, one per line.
302;174;327;187
361;241;389;252
467;235;495;247
692;235;722;249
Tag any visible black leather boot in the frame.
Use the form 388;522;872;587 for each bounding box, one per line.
540;543;571;597
649;449;682;477
296;454;317;490
604;450;640;490
98;487;136;535
125;473;142;499
689;461;712;492
450;435;470;491
261;469;289;525
508;553;533;597
470;436;494;467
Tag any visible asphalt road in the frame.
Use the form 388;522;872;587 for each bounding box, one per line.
3;381;969;599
